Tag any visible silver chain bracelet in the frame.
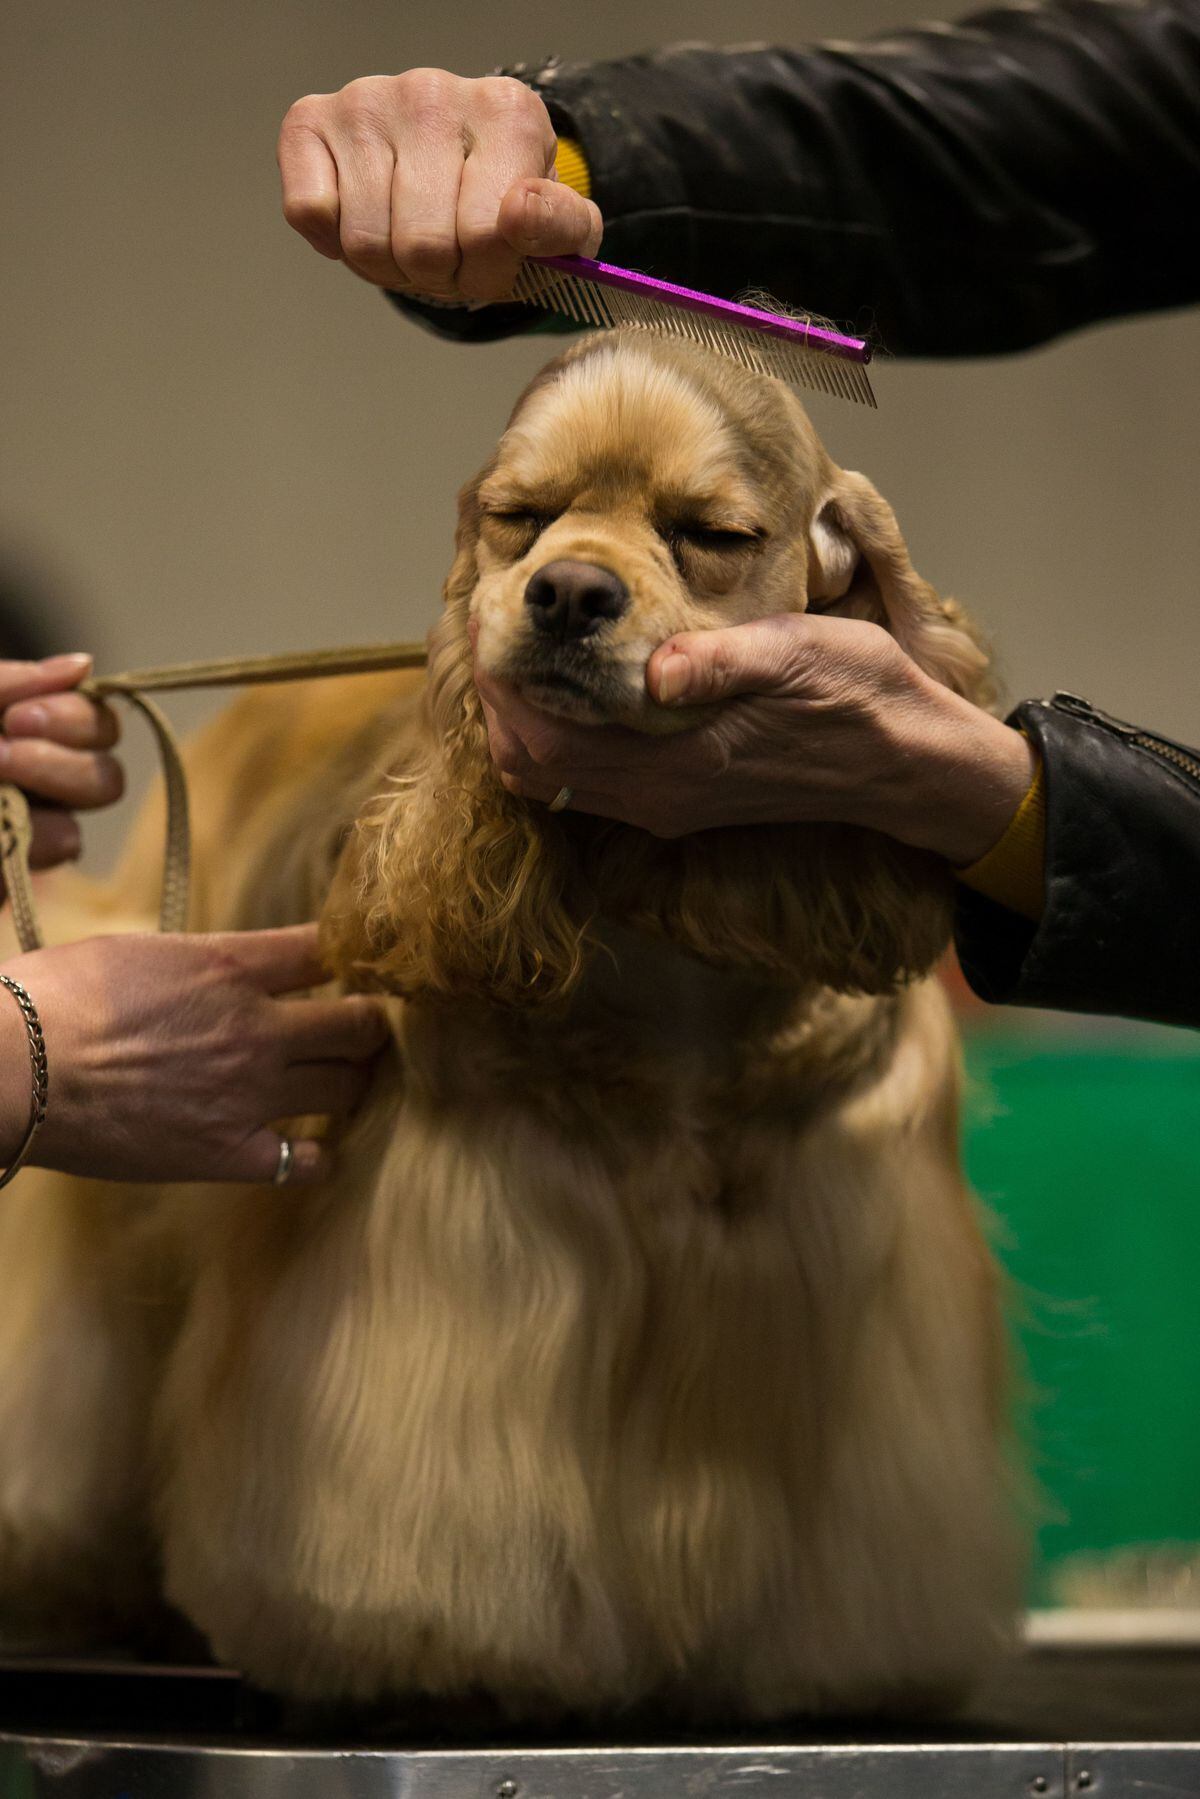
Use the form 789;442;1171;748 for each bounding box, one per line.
0;974;48;1189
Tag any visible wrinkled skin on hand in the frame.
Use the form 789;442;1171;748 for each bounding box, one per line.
0;926;388;1185
278;69;602;302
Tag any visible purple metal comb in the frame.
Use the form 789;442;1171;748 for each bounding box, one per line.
512;253;876;408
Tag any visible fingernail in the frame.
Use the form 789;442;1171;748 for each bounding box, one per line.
656;652;692;704
39;652;92;677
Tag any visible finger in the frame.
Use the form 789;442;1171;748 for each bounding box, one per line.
501;758;721;838
0;653;93;712
454;161;530;304
28;807;82;870
4;691;120;749
209;922;325;993
0;739;124;809
389;126;464;297
455;93;555;302
480;695;535;779
499;771;624;822
278;110;342;259
235;1130;330;1188
275;992;391;1062
647;615;816;707
475;669;649;775
277;1060;372;1120
473;667;581;768
496;177;603;260
335;133;405;286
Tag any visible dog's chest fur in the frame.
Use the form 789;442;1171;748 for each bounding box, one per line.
153;943;1013;1719
389;921;893;1221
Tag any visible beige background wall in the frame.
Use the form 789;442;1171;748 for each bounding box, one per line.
3;0;1198;861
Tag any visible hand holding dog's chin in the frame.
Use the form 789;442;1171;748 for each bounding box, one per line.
479;614;1036;865
648;615;1036;862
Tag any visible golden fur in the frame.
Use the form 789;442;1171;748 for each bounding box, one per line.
0;333;1021;1717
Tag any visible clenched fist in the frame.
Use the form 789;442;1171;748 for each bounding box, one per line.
278;69;603;303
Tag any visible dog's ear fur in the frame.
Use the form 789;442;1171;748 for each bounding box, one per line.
809;469;995;710
586;817;954;1001
321;470;594;1007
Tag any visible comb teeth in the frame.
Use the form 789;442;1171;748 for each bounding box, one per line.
511;260;876;409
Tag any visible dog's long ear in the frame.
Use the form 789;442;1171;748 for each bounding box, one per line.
808;469;995;709
321;467;593;1007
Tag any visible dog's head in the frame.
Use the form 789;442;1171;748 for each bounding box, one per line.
324;332;992;1006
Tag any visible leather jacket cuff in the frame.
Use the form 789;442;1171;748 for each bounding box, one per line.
955;694;1200;1029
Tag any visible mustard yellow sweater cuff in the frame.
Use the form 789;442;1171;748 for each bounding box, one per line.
553;138;591;199
955;755;1047;923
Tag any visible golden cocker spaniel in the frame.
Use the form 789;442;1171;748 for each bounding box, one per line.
0;331;1021;1720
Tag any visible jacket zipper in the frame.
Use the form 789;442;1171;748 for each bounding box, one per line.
1049;691;1200;787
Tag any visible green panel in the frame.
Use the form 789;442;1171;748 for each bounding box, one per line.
962;1027;1200;1603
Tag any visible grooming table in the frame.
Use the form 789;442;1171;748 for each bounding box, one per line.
2;1622;1198;1796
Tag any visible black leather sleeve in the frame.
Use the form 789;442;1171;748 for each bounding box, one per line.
954;696;1200;1029
400;0;1200;355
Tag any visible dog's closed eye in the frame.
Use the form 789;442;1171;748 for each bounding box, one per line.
666;523;764;550
480;509;559;558
660;520;766;577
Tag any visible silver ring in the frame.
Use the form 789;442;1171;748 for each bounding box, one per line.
547;786;573;814
273;1137;295;1186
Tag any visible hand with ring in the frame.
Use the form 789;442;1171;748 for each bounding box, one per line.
0;926;389;1186
476;612;1035;867
0;657;387;1187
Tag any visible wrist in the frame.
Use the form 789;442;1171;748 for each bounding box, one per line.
0;970;29;1160
869;677;1038;866
0;962;50;1176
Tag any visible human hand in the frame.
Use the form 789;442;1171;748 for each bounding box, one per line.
278;69;602;302
0;924;389;1185
478;613;1036;866
0;654;123;877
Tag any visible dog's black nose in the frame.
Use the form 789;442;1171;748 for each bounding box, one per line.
525;561;628;641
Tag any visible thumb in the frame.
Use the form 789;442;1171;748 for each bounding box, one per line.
498;177;603;259
648;616;817;707
0;653;93;711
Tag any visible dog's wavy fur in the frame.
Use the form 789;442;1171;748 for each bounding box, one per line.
0;333;1021;1719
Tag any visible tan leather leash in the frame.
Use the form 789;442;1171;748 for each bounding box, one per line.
0;641;429;955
